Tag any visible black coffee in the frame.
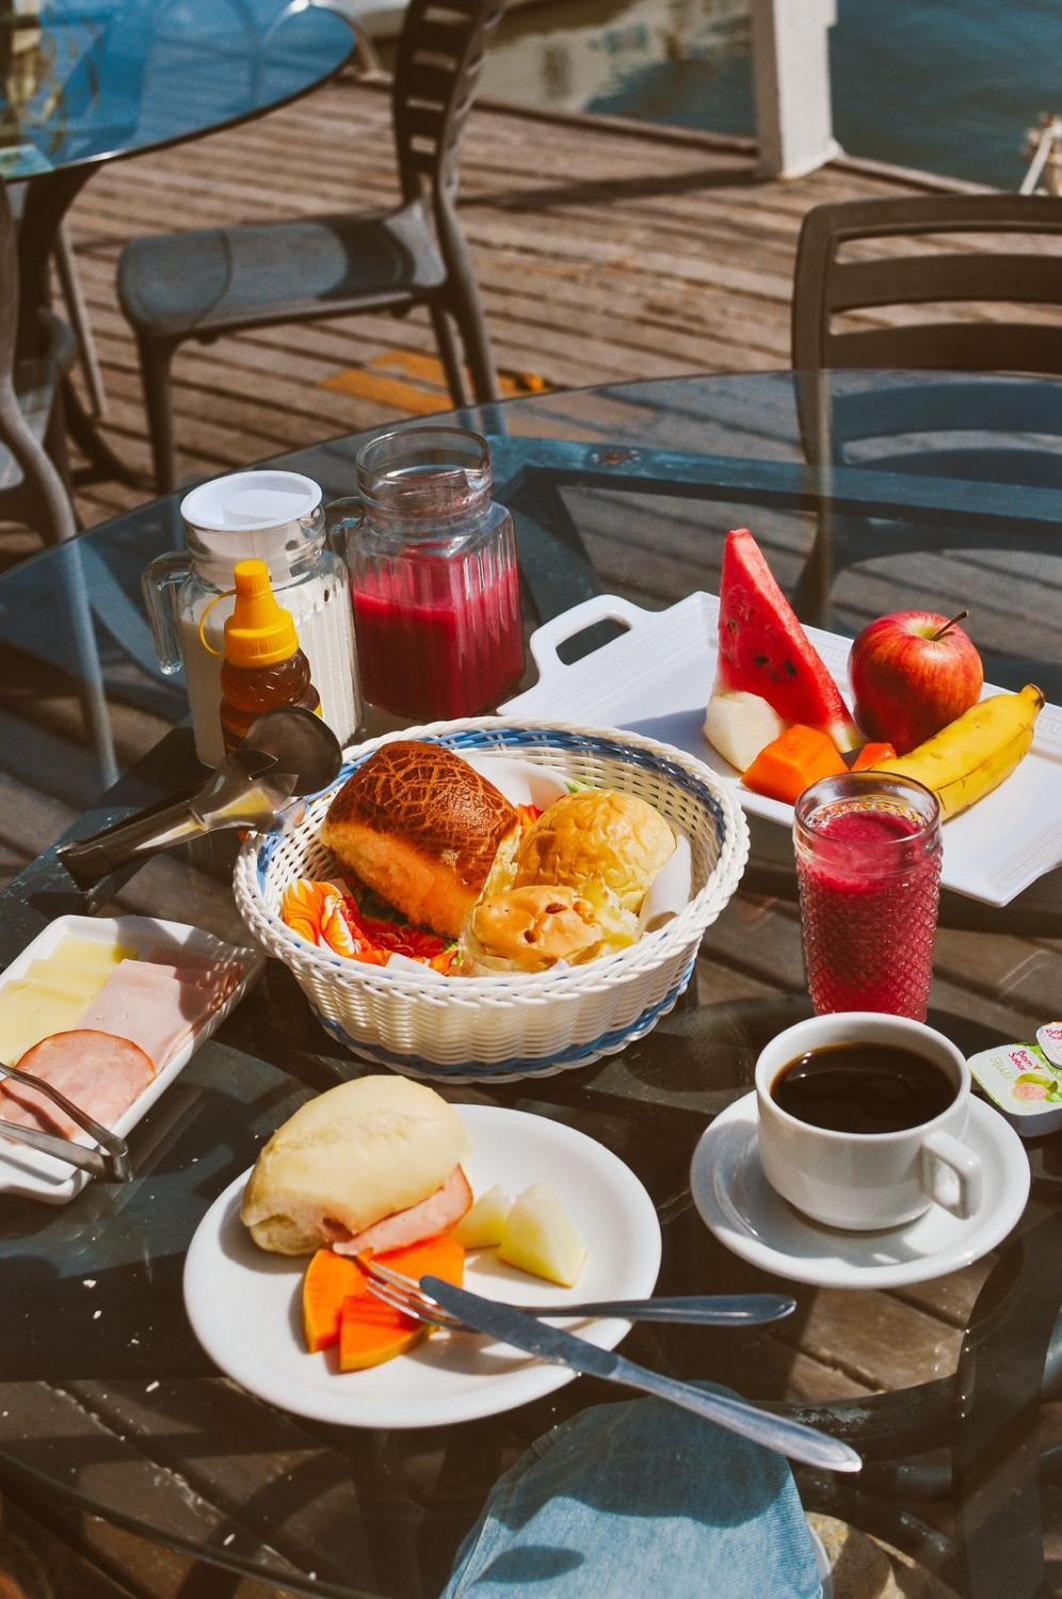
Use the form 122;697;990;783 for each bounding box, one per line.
772;1042;954;1135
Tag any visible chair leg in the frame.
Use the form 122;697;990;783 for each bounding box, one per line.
137;335;179;494
429;304;471;409
444;268;501;406
0;383;77;544
55;221;107;420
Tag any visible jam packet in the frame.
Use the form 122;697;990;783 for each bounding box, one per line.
1038;1022;1062;1068
968;1036;1062;1138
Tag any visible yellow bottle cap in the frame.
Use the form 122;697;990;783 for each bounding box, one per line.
223;560;300;668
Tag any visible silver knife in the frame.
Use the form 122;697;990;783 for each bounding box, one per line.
422;1276;861;1474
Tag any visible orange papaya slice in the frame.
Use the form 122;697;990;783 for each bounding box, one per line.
302;1248;366;1354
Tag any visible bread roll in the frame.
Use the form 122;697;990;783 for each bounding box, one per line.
321;742;519;938
468;885;604;971
241;1075;470;1255
515;790;675;910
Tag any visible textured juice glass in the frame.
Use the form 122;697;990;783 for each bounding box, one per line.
794;773;943;1021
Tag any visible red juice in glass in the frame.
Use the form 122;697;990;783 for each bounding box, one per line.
794;773;942;1021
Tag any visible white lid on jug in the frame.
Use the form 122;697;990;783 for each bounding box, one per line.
180;471;322;534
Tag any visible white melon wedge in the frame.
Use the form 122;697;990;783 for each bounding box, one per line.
703;690;787;773
498;1183;588;1288
454;1184;512;1248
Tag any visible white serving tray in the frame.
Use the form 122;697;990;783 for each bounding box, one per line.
0;915;263;1204
503;592;1062;907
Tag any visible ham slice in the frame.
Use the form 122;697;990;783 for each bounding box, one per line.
1;1030;155;1139
125;958;242;998
334;1167;473;1256
77;960;233;1071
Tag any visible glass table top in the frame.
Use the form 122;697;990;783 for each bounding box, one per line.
0;0;355;181
0;370;1060;1599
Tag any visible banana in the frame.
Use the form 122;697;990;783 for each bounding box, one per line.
874;685;1044;820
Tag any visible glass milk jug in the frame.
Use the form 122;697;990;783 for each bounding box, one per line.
143;470;359;767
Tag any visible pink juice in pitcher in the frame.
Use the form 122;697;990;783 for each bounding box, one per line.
352;558;524;720
342;426;525;720
794;774;943;1021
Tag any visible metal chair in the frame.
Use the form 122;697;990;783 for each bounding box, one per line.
118;0;506;494
0;180;80;545
789;194;1062;664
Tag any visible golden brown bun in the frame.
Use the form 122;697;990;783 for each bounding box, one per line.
515;789;675;910
469;885;604;971
240;1076;469;1255
320;742;519;937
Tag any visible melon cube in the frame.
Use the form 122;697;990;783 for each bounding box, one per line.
703;690;787;772
498;1184;587;1288
455;1184;512;1249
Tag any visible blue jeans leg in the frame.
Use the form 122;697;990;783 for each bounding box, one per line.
442;1395;823;1598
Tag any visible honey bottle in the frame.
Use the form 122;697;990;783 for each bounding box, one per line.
209;559;320;751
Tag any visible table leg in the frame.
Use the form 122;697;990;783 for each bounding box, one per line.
953;1211;1062;1597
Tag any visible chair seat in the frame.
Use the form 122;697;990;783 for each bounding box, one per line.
117;202;448;340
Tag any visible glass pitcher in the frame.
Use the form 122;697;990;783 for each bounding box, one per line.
143;470;359;767
336;427;524;720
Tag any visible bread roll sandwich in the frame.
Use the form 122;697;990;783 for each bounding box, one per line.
462;884;605;974
241;1075;471;1255
515;789;675;911
320;742;519;938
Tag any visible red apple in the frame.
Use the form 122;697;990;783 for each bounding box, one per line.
850;610;984;755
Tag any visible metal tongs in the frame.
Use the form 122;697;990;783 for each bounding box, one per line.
0;1060;132;1182
59;708;343;892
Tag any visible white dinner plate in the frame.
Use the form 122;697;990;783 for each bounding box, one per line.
183;1105;661;1428
689;1091;1030;1290
504;591;1062;906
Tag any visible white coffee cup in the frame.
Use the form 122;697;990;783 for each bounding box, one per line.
755;1012;983;1230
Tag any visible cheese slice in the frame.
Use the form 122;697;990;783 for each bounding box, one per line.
24;961;107;1004
0;980;88;1065
50;937;136;976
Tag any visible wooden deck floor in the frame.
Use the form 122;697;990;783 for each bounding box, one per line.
51;69;991;533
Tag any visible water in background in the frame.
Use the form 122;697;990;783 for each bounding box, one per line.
480;0;1060;189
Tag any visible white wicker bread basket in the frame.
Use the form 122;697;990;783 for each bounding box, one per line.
233;718;749;1082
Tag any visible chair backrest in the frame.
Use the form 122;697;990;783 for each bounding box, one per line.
792;194;1062;376
392;0;505;204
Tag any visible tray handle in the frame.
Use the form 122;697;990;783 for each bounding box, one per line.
528;595;655;686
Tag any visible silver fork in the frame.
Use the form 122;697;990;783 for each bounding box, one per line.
362;1257;796;1327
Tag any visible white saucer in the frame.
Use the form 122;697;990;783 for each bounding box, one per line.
690;1093;1030;1290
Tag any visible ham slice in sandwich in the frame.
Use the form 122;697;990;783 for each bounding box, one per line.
332;1168;472;1255
240;1076;473;1256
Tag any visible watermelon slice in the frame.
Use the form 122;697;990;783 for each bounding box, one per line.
714;530;861;752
